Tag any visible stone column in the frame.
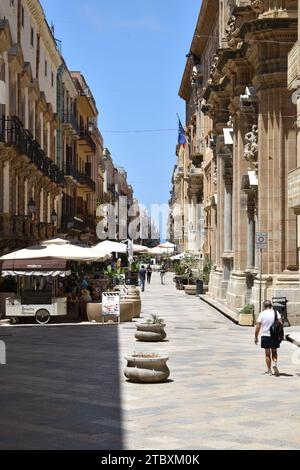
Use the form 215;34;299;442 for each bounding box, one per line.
3;160;9;213
224;174;232;253
246;196;256;270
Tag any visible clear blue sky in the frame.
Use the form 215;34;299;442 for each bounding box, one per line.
41;0;200;207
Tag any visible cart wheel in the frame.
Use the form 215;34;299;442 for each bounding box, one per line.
35;309;51;325
10;317;18;325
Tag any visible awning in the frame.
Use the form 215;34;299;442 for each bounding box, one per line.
1;258;71;277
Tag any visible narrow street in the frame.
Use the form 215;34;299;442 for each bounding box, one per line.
1;273;300;450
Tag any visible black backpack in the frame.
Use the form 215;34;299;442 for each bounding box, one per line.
270;310;284;343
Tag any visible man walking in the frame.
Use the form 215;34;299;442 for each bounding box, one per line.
254;300;282;376
146;264;152;284
160;264;166;285
139;265;146;292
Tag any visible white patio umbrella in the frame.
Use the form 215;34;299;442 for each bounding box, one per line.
93;240;127;254
158;242;176;251
132;244;149;253
0;239;108;262
147;247;168;255
170;252;200;261
170;252;185;261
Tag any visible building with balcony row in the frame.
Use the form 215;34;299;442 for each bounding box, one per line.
0;0;135;252
169;0;300;325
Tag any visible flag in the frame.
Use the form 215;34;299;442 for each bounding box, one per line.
177;116;186;147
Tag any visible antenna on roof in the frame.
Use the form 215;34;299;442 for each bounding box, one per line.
51;22;55;36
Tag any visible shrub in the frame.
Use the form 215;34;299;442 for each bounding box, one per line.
240;304;254;315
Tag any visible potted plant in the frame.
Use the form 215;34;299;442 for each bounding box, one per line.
135;314;166;342
238;303;255;326
124;352;170;383
173;263;188;290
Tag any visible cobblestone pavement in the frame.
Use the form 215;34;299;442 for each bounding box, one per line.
1;272;300;449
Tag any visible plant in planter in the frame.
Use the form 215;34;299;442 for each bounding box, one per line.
238;303;255;326
135;314;167;342
124;352;170;383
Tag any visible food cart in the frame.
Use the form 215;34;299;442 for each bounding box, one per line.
1;258;71;324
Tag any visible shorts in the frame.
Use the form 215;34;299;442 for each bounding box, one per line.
261;336;280;349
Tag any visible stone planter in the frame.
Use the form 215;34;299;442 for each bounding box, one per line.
87;302;133;323
135;323;166;342
120;301;134;322
124;354;170;383
124;295;141;318
87;303;102;322
238;313;254;326
184;285;197;295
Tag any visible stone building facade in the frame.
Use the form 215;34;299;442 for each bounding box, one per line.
171;0;300;324
0;0;135;251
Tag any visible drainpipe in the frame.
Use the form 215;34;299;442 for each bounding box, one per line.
56;65;64;170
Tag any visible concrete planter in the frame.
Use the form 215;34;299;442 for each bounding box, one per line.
238;313;254;326
124;354;170;383
184;285;197;295
87;302;134;323
124;295;141;318
135;323;166;342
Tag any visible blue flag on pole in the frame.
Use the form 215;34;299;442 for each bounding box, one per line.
177;117;186;146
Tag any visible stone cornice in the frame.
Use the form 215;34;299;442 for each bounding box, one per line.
24;0;62;69
179;0;219;101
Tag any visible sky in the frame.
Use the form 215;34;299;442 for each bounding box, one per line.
41;0;200;209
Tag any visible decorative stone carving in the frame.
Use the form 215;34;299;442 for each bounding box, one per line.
225;14;243;49
244;125;258;162
208;54;221;83
250;0;262;13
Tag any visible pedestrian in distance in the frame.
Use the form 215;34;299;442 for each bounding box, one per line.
160;264;167;285
146;263;152;284
139;265;147;292
254;299;283;376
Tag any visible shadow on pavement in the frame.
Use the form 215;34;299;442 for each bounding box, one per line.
0;325;123;449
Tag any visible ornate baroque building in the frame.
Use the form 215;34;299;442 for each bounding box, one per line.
0;0;135;251
171;0;300;324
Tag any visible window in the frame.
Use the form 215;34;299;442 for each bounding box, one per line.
30;27;34;47
51;72;54;87
45;60;47;77
21;7;24;28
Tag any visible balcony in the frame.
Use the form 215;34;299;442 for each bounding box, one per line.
78;129;96;154
0;116;65;186
288;166;300;210
287;42;300;90
64;164;80;182
62;113;79;134
190;138;205;158
78;173;96;192
187;166;203;178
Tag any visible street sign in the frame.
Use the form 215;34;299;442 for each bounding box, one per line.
256;232;268;250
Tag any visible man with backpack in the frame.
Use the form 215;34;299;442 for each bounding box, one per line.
254;300;283;376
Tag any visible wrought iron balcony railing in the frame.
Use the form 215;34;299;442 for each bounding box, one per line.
0;116;65;186
62;113;80;133
78;173;96;192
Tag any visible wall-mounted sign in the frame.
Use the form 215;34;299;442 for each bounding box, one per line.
256;232;268;250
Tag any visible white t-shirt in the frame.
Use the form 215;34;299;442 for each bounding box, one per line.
257;309;281;337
